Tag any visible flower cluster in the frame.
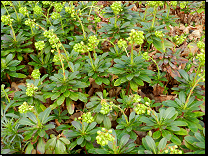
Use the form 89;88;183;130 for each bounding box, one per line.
118;39;127;50
133;94;142;103
35;41;45;51
73;41;89;53
100;100;112;115
31;69;41;79
127;29;144;45
54;2;65;12
196;53;205;65
42;1;52;5
134;103;150;115
79;112;94;124
19;6;28;16
18;102;34;114
25;19;36;28
43;29;61;49
110;1;123;15
170;1;177;7
33;5;42;15
147;1;163;7
26;83;38;96
164;145;183;154
65;5;76;19
142;52;150;61
96;128;115;146
1;15;13;25
88;35;99;51
51;12;61;20
94;16;101;23
173;35;186;45
155;31;164;38
180;1;188;9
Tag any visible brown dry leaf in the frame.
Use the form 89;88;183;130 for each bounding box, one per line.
182;42;199;57
154;95;176;103
89;78;100;89
153;85;165;96
166;66;180;78
188;30;201;41
65;110;83;124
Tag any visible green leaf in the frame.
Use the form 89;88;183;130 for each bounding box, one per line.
38;129;46;137
66;98;74;114
145;136;156;154
38;107;51;124
153;131;161;139
95;77;102;85
37;138;46;154
139;75;151;83
19;117;36;126
86;122;97;132
70;92;78;101
164;39;174;49
57;94;65;105
162;130;171;141
63;90;70;97
172;120;188;126
5;54;14;64
51;92;61;100
27;112;38;124
173;128;188;135
25;142;34;154
133;78;144;86
60;85;67;93
45;138;56;150
103;115;111;129
130;80;138;92
158;137;167;151
114;78;121;86
59;137;70;145
119;134;130;149
72;121;81;131
77;137;84;145
126;73;134;81
95;113;104;124
171;134;181;145
163;107;176;120
55;139;66;154
102;78;110;85
178;69;189;82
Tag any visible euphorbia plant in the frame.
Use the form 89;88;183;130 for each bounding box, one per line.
108;29;154;95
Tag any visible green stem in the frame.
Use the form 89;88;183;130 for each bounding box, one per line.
88;51;95;71
192;64;201;87
143;6;148;21
114;15;117;28
76;11;86;40
150;57;160;80
166;4;170;18
2;87;10;103
130;43;134;65
161;37;165;52
151;6;157;28
57;46;66;81
10;2;20;22
112;104;129;124
184;77;203;109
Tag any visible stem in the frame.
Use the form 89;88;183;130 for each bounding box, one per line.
57;46;66;81
150;57;160;80
114;14;117;28
184;77;203;109
2;4;16;41
166;4;170;18
126;81;130;96
161;37;166;52
143;5;148;21
130;43;134;65
112;104;129;124
76;12;86;40
2;87;10;103
9;2;19;22
60;18;64;35
88;51;95;71
151;6;157;28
